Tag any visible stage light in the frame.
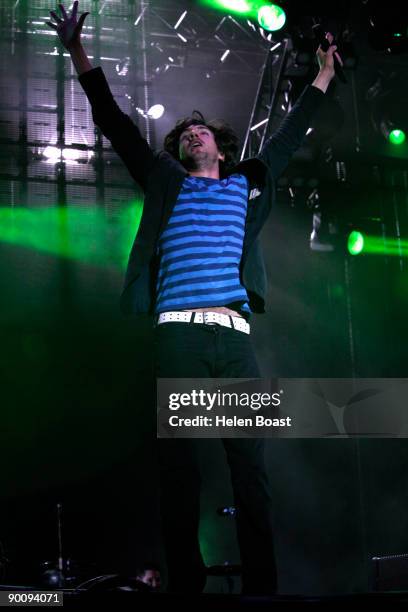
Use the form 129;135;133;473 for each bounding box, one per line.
312;222;408;258
379;114;407;147
311;224;366;256
364;0;408;53
347;233;408;257
347;231;364;256
257;4;286;32
389;129;406;145
207;0;253;15
0;202;143;268
213;0;251;14
43;146;61;161
147;104;165;120
42;146;85;164
62;148;80;161
203;0;287;33
116;57;130;77
134;104;165;120
367;73;408;149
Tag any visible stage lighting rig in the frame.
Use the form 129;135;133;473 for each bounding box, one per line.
364;0;408;54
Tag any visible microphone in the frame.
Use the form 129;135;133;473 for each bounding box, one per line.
312;25;347;84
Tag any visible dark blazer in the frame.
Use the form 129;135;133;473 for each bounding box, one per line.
78;67;325;316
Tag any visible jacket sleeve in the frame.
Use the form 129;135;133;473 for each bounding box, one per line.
78;66;155;192
258;84;325;180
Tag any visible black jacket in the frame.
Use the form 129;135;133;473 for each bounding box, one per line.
78;67;325;316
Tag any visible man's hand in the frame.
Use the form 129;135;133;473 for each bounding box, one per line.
45;1;89;50
316;32;344;80
312;32;344;93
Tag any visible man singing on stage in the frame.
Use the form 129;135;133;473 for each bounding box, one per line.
47;1;341;595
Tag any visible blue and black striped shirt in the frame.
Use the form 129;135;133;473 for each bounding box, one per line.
155;173;251;315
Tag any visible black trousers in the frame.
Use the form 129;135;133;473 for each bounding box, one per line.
154;321;277;595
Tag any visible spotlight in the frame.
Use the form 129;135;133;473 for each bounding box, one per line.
62;148;81;161
134;105;165;120
257;3;286;32
368;74;408;148
147;104;165;120
211;0;251;13
204;0;287;34
379;106;407;147
43;146;61;161
347;231;364;256
388;128;406;146
42;146;82;164
310;213;407;258
311;218;367;256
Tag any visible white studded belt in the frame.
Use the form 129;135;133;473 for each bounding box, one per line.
156;310;250;335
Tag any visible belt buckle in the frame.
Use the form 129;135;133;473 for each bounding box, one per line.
203;311;216;325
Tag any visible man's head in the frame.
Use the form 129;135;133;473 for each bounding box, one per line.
164;110;239;176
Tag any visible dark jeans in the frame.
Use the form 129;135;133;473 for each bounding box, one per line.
154;321;278;595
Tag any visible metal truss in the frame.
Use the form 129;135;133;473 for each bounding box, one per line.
0;0;266;210
145;0;270;75
240;38;291;160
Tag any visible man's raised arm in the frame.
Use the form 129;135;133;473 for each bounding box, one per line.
46;1;92;75
46;1;154;191
258;36;341;180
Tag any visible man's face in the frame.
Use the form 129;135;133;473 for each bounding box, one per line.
178;124;225;165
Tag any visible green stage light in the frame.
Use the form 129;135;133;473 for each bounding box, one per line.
257;3;286;32
348;231;364;255
389;129;406;145
0;203;143;269
212;0;252;13
355;235;408;257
